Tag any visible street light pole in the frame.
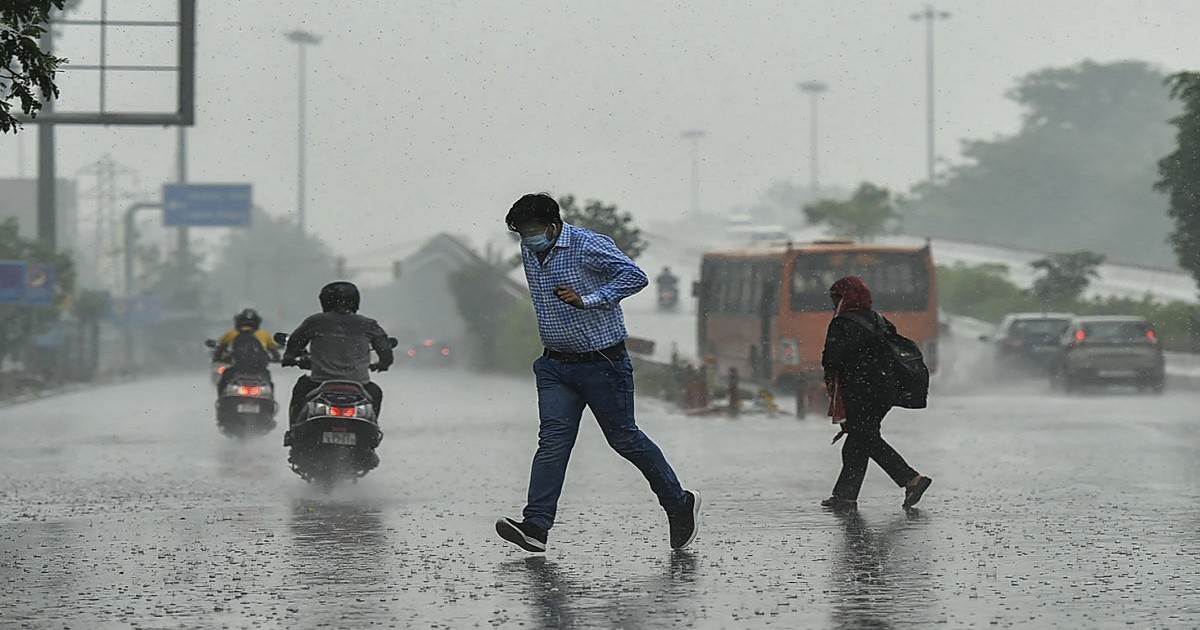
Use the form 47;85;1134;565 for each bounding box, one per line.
912;5;950;183
797;80;828;195
680;130;706;217
285;30;321;235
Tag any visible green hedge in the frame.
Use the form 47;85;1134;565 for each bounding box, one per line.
937;262;1199;351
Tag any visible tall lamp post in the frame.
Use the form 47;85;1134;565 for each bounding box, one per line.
911;5;950;183
680;129;706;216
797;80;828;195
285;29;321;234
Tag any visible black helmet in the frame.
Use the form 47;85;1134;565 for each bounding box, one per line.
319;281;360;313
234;308;262;330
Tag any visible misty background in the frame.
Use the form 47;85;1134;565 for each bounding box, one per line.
4;1;1198;267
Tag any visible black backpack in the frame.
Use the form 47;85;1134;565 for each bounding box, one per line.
839;310;930;409
230;330;270;372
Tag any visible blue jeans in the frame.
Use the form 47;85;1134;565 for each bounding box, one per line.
522;355;687;531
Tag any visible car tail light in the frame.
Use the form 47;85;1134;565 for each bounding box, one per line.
1146;329;1158;343
407;349;417;357
1074;329;1086;342
216;365;227;375
423;339;434;347
330;406;356;417
441;348;451;356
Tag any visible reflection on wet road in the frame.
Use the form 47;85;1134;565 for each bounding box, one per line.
2;369;1200;627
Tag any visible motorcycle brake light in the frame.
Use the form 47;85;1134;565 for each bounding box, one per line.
237;385;263;396
330;406;356;417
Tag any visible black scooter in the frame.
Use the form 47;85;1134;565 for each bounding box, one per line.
273;332;396;488
204;339;278;438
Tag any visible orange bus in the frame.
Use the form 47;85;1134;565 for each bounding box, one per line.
694;239;939;414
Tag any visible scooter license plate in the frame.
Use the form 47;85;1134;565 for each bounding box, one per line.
322;432;356;446
236;402;261;414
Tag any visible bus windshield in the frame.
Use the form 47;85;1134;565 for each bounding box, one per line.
790;251;930;312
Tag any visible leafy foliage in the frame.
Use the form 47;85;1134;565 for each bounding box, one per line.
1029;250;1105;304
0;217;74;364
558;195;647;259
802;182;900;240
447;244;527;370
936;262;1036;322
1155;71;1200;292
938;261;1197;351
910;60;1178;267
1;0;68;133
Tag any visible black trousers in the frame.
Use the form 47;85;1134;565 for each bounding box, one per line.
289;375;383;425
831;403;919;500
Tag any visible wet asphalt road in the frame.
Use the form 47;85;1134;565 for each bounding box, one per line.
2;363;1199;629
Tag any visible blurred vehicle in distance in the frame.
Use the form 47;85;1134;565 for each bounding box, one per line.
1048;315;1165;393
981;312;1074;374
403;338;453;366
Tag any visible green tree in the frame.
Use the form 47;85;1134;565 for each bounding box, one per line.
558;195;647;259
0;217;74;365
1029;250;1105;304
208;209;337;328
936;262;1035;321
1155;71;1200;291
909;60;1178;267
802;182;900;240
1;0;69;133
447;244;522;370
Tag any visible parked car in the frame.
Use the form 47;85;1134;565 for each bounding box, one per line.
402;338;454;367
981;312;1074;373
1048;315;1165;393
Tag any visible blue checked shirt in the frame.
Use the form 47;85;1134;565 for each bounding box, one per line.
521;222;648;353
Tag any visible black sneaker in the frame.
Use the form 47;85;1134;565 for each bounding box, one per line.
668;490;702;550
495;517;547;553
903;476;933;508
820;496;858;509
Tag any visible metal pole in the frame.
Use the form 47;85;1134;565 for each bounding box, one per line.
690;141;698;215
808;93;819;193
925;10;935;183
912;5;949;183
285;30;320;234
680;130;705;217
797;81;828;196
36;22;56;249
297;43;307;235
176;126;189;253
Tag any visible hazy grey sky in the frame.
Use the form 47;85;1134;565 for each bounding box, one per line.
4;0;1199;264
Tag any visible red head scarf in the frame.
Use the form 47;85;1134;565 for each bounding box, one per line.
830;275;873;313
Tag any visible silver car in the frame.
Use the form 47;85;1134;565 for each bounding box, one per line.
1049;315;1165;393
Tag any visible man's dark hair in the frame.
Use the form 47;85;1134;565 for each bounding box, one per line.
506;193;560;231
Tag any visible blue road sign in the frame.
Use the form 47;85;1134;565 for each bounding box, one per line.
163;184;252;227
0;261;57;305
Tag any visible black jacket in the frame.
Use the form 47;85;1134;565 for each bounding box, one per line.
284;311;393;383
822;310;895;410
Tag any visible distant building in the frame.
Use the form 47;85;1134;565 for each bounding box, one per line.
362;233;525;347
0;178;78;251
